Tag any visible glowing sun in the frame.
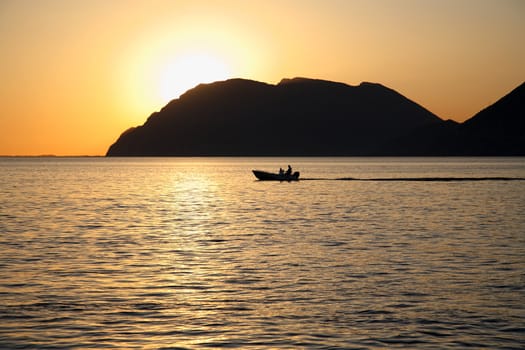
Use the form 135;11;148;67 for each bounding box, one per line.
158;52;231;102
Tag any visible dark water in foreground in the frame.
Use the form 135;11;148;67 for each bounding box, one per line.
1;157;524;349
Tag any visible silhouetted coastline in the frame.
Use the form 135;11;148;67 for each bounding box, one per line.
107;78;525;156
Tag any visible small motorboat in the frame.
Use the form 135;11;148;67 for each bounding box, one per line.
252;170;300;181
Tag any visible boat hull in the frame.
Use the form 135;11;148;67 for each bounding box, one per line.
252;170;300;181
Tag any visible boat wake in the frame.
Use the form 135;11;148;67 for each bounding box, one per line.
302;177;525;182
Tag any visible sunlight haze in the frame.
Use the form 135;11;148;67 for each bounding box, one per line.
1;0;524;155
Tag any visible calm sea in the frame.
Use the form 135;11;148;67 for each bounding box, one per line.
1;157;524;349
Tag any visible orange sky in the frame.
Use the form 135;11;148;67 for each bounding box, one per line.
1;0;524;155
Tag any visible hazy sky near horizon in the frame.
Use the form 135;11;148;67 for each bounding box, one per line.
1;0;524;155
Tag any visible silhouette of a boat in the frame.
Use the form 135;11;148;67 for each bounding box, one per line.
252;170;300;181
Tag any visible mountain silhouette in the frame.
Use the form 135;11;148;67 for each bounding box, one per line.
459;81;525;155
106;78;524;156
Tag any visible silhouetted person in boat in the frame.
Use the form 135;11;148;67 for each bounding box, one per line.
285;165;292;176
279;168;285;176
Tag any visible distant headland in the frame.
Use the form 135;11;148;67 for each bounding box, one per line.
107;78;525;156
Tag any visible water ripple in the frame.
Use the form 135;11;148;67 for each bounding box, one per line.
1;157;524;349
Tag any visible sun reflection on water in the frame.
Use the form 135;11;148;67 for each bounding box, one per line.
1;158;524;348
